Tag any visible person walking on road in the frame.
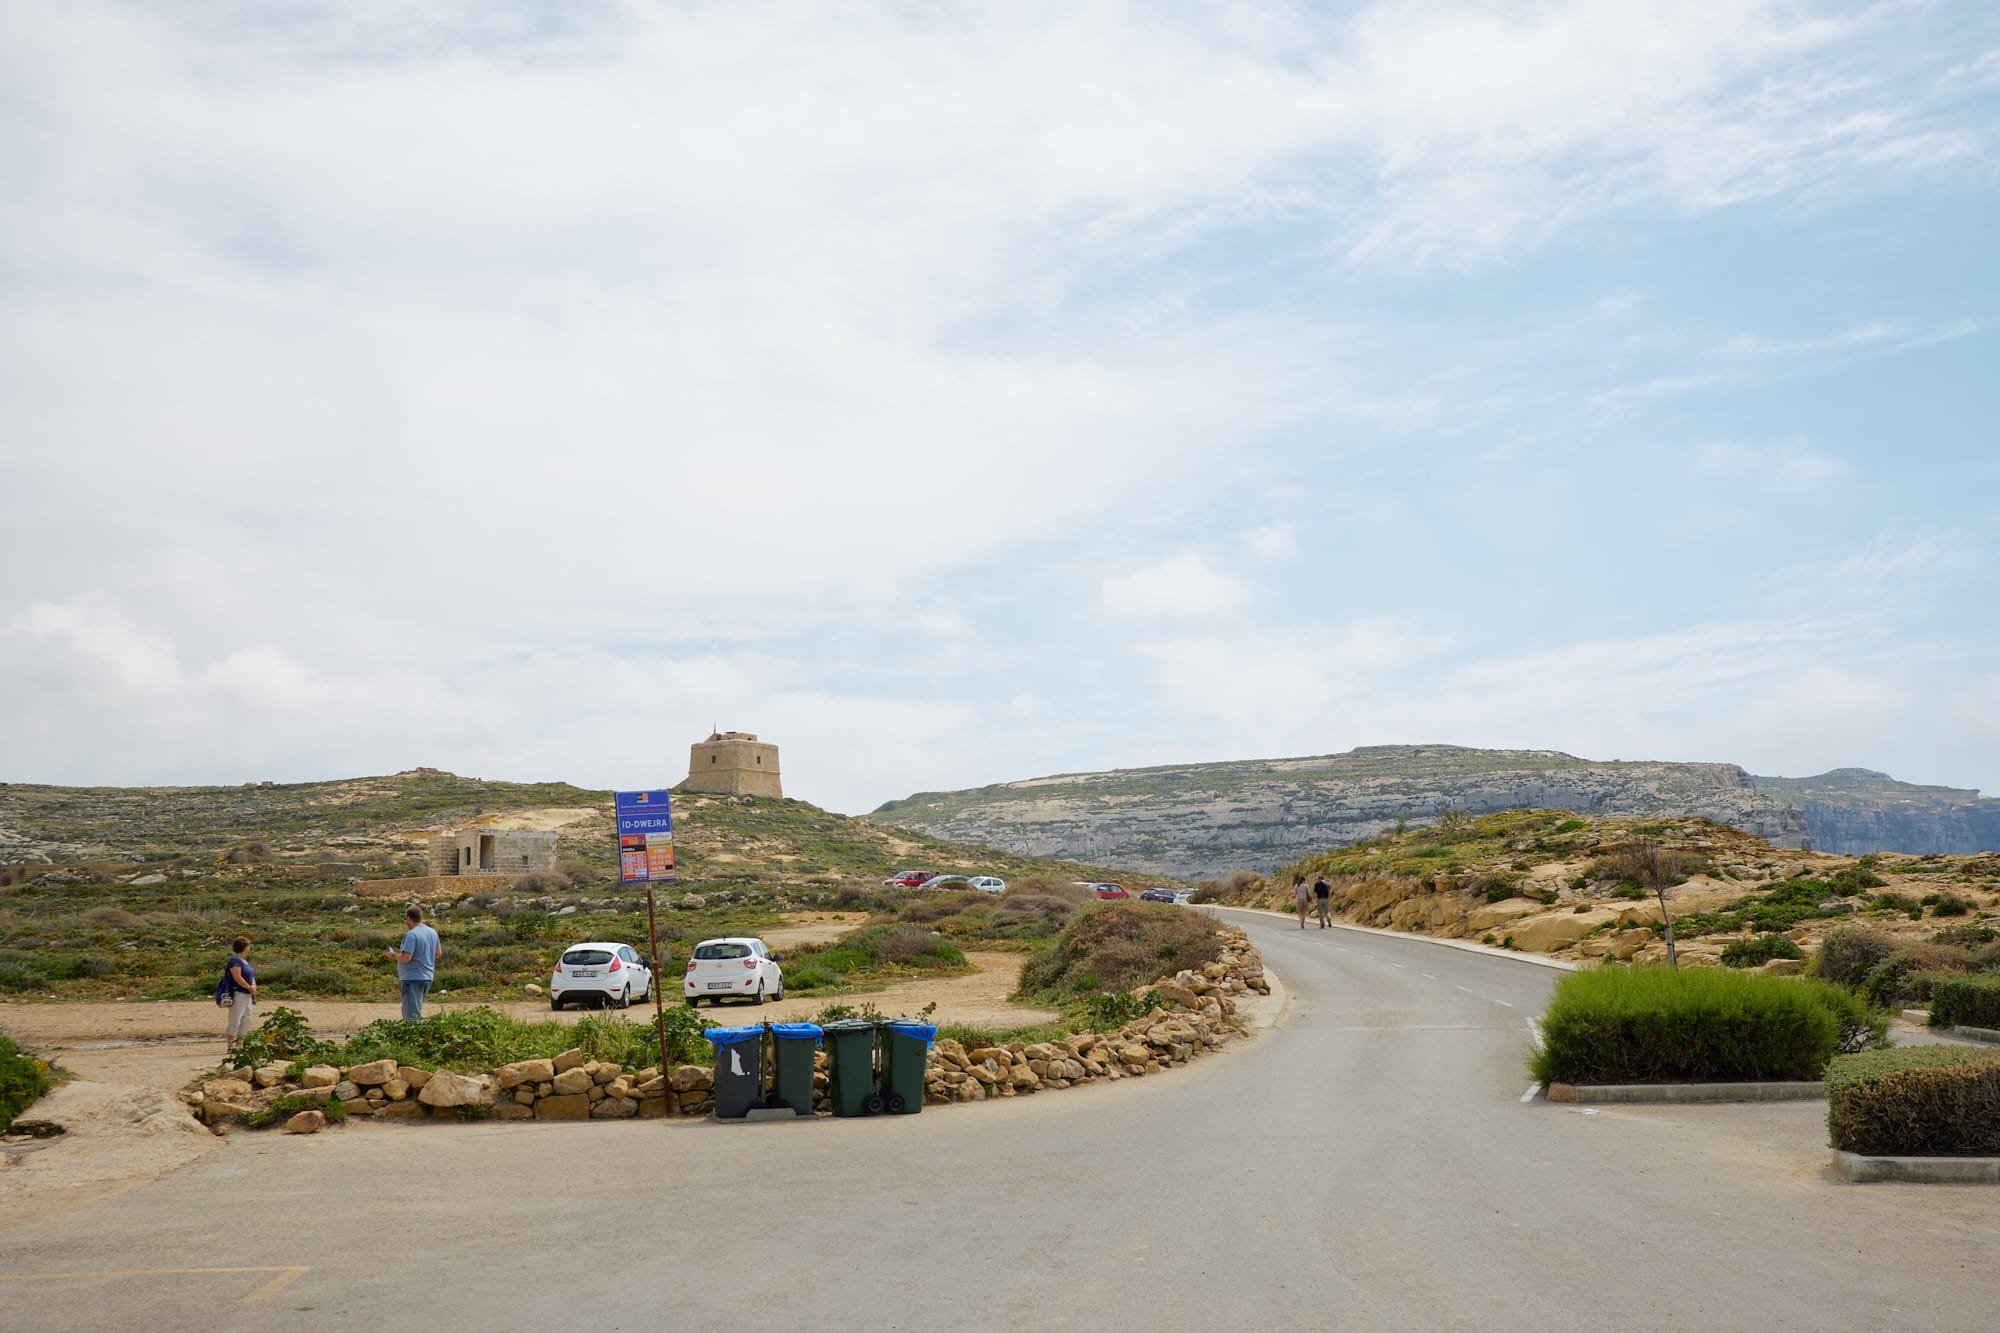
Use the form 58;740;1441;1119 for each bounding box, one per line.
386;904;442;1022
1293;877;1311;929
222;935;257;1054
1314;875;1333;928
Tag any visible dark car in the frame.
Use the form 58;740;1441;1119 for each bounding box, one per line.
1094;883;1129;899
1138;888;1176;904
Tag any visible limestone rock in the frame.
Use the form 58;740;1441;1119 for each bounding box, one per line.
200;1100;251;1125
299;1066;339;1089
202;1078;253;1102
376;1100;426;1121
399;1066;434;1089
350;1058;399;1086
382;1078;410;1101
417;1070;492;1109
332;1081;360;1103
591;1096;638;1119
551;1068;594;1097
535;1093;590;1120
493;1103;535;1120
252;1064;287;1089
552;1048;584;1075
283;1110;326;1134
497;1058;555;1089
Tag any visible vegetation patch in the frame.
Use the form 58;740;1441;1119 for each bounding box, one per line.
1827;1046;2000;1156
1927;975;2000;1031
1531;966;1886;1086
1718;933;1805;968
258;1005;713;1074
1018;901;1225;1003
246;1092;350;1130
1810;927;1900;988
0;1035;55;1132
1858;944;1975;1008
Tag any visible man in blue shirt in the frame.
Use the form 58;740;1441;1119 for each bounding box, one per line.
386;904;442;1022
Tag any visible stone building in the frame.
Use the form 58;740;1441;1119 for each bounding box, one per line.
426;829;559;877
683;730;782;798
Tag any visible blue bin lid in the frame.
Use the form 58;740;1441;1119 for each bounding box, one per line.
883;1022;937;1042
702;1025;765;1048
767;1022;823;1041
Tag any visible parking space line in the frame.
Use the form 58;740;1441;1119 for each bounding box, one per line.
1390;962;1405;969
1421;973;1435;979
0;1267;310;1306
1492;998;1514;1008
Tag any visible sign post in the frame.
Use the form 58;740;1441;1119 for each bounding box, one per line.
614;790;677;1087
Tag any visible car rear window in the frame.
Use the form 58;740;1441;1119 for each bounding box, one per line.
563;949;614;966
694;943;752;960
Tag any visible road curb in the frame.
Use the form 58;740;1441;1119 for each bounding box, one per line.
1948;1024;2000;1044
1547;1081;1824;1104
1209;905;1579;972
1831;1150;2000;1183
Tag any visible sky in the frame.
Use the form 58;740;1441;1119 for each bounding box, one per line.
1;0;1996;816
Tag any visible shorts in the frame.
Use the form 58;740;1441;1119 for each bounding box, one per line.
226;991;256;1037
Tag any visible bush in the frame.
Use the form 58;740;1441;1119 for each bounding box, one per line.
1530;966;1878;1085
1810;926;1899;987
1930;922;1999;948
246;1092;349;1130
1926;975;2000;1030
233;1006;333;1067
0;1035;55;1132
1078;989;1162;1031
1859;944;1973;1007
1826;1046;2000;1155
1019;901;1225;1001
1719;934;1805;968
1827;865;1887;894
1923;893;1975;918
315;1005;711;1072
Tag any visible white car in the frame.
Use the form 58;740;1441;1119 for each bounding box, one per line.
968;876;1006;894
684;937;785;1007
550;942;653;1011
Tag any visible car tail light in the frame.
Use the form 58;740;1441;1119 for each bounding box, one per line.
685;959;696;971
609;957;622;972
743;959;757;969
553;962;562;974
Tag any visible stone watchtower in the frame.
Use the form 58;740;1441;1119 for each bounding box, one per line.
684;730;782;798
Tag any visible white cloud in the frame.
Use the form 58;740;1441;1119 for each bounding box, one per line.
1246;522;1298;561
1102;555;1251;621
1693;438;1849;488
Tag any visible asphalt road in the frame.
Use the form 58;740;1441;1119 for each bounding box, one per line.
3;909;1995;1330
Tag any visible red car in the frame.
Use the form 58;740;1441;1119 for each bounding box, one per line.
883;869;937;889
1093;883;1129;899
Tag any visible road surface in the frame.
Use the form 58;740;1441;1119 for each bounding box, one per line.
3;908;1994;1329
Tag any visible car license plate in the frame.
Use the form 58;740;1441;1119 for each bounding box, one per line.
575;969;598;977
707;981;732;989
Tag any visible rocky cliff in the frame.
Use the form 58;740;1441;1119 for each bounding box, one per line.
1751;768;2000;857
872;745;1813;879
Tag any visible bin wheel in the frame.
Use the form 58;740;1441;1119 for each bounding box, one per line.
864;1093;886;1116
886;1093;908;1114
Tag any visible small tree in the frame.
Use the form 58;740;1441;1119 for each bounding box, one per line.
1627;837;1682;968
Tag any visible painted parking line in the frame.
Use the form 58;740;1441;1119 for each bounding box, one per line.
1524;1016;1543;1051
1455;985;1474;993
0;1266;310;1306
1421;973;1436;980
1492;998;1514;1008
1390;963;1405;969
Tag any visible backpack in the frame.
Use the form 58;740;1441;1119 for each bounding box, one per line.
215;966;234;1007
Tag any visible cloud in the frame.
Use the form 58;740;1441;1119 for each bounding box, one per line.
1102;555;1252;621
1693;439;1849;488
1246;522;1298;561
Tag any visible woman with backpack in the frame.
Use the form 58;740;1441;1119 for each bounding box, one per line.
220;935;257;1054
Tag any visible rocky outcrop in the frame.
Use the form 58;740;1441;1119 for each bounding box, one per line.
873;745;1813;877
1754;770;2000;856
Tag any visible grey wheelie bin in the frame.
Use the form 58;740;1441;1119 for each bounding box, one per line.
876;1020;937;1115
822;1019;881;1117
703;1024;766;1119
767;1022;823;1116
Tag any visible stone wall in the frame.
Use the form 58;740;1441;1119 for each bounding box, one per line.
186;928;1270;1131
426;830;559;877
352;873;520;899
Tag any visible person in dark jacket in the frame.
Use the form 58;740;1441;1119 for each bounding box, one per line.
223;935;257;1053
1313;876;1333;928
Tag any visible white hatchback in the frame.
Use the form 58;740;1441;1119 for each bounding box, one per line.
684;937;785;1007
550;942;653;1011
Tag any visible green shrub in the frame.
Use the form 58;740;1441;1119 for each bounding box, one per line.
1811;927;1899;987
233;1006;333;1067
1923;893;1975;918
1826;1046;2000;1155
1931;922;1998;948
1859;944;1972;1007
246;1092;349;1129
1530;966;1878;1085
1019;901;1225;1001
1827;865;1887;894
1078;989;1162;1031
312;1004;712;1073
1926;975;2000;1030
1610;882;1647;901
1719;934;1805;968
0;1035;55;1131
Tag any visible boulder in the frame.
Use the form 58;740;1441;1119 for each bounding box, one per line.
349;1059;399;1087
669;1065;713;1092
299;1066;339;1090
376;1100;425;1121
381;1078;410;1101
591;1096;638;1119
200;1101;251;1126
551;1068;594;1097
524;983;543;996
339;1098;372;1116
535;1093;590;1121
283;1110;326;1134
398;1066;433;1089
252;1064;287;1089
497;1059;555;1089
417;1070;492;1109
332;1081;360;1103
202;1078;253;1102
552;1048;584;1075
1510;910;1618;954
512;1087;536;1106
590;1062;622;1086
1761;958;1805;976
493;1103;535;1120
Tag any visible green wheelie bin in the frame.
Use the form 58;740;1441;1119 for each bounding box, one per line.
766;1022;822;1116
702;1025;766;1120
822;1019;881;1117
876;1019;937;1115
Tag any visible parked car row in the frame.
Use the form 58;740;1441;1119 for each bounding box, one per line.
1073;881;1193;904
548;936;787;1011
882;869;1007;893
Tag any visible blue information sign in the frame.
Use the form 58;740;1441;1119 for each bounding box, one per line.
614;789;676;883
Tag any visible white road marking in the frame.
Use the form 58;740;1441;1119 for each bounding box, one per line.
1421;973;1436;979
1391;962;1405;969
1361;953;1375;959
1520;1084;1541;1103
1455;985;1474;993
1492;998;1514;1008
1524;1016;1543;1051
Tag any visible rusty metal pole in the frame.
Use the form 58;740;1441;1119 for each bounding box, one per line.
646;880;669;1085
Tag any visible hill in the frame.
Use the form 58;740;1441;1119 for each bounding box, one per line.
872;746;2000;876
872;745;1808;878
0;770;1133;1003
